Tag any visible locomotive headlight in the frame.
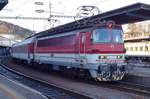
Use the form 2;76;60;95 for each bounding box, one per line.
99;55;107;59
117;55;123;59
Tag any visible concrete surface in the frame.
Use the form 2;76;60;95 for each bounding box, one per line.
127;63;150;77
2;59;150;99
0;74;48;99
5;61;148;99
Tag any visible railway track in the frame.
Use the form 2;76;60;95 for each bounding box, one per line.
79;74;150;97
114;81;150;96
83;80;150;97
1;58;150;98
0;62;92;99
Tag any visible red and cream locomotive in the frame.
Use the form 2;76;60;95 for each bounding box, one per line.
11;21;126;81
11;3;150;81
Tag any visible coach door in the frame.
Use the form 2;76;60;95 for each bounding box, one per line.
76;32;87;60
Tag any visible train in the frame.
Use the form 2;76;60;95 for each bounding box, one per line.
11;20;126;81
9;2;150;81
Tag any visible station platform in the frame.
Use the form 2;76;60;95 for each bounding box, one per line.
124;64;150;87
0;74;48;99
127;63;150;77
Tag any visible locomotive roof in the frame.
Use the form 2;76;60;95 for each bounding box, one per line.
28;2;150;39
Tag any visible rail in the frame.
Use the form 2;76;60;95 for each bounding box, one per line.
0;61;92;99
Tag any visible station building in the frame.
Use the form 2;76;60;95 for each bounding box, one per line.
0;0;9;56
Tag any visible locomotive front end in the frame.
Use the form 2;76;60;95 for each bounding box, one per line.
88;23;126;81
96;54;126;81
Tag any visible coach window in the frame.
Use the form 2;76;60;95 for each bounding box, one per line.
126;47;128;51
145;46;148;51
140;47;143;51
145;43;149;51
130;47;133;51
135;47;138;51
148;45;150;51
148;46;150;51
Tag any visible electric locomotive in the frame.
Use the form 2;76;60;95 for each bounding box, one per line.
11;3;150;81
12;21;126;81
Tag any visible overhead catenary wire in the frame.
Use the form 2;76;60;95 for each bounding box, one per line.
0;15;83;20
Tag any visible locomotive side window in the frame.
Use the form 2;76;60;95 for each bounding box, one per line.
37;34;76;47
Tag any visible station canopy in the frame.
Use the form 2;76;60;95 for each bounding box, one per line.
36;3;150;37
0;0;8;10
92;2;150;24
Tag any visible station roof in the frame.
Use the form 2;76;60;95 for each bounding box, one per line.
62;2;150;29
93;2;150;24
0;0;8;10
33;3;150;38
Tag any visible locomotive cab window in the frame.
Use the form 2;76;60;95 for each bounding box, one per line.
92;28;123;43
